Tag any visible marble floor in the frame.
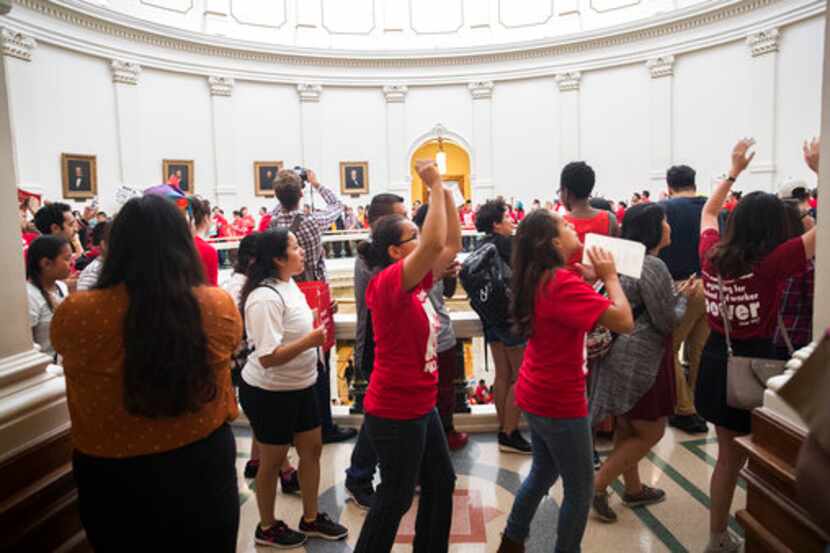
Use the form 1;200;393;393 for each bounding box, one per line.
232;424;744;553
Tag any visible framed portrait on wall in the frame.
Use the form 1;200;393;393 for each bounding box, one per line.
162;159;194;193
339;161;369;196
61;153;97;200
254;161;283;197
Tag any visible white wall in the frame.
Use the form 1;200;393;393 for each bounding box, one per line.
5;11;825;213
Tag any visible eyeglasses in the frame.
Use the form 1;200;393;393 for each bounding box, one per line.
395;235;418;246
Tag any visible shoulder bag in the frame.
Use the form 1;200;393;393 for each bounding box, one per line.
718;276;793;410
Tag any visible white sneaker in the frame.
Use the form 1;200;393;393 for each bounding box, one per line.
703;533;742;553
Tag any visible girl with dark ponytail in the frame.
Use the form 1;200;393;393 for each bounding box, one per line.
26;235;71;358
496;209;633;553
353;161;462;553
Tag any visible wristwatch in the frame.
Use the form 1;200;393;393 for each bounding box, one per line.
726;175;736;183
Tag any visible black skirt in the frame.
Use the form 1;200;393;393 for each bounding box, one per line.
695;331;775;435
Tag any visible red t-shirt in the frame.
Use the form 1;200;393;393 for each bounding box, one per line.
515;269;611;419
699;228;807;339
565;210;612;265
363;260;440;420
615;207;625;224
257;214;272;232
242;214;256;234
194;235;219;286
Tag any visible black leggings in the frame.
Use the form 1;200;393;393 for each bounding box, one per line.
72;423;239;553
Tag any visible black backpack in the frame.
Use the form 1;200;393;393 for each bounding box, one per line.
460;242;511;329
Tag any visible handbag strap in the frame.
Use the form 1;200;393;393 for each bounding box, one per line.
717;275;795;357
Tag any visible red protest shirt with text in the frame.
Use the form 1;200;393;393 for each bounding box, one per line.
363;260;440;420
699;228;807;340
515;269;611;419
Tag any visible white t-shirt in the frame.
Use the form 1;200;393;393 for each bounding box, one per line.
221;271;247;308
77;257;103;291
241;277;318;391
27;280;68;358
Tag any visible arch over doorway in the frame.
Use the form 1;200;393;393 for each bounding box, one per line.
407;126;473;205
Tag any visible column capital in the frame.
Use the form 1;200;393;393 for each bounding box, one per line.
297;83;323;103
646;55;675;79
468;80;494;99
382;84;408;103
555;71;581;92
747;28;780;57
1;28;36;62
208;75;234;97
110;60;141;85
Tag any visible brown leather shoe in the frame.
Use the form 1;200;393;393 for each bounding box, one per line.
496;534;525;553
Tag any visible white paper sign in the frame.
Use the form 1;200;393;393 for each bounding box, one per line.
581;233;646;279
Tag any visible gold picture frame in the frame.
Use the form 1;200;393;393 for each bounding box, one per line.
162;159;194;193
339;161;369;196
61;153;97;200
254;161;283;197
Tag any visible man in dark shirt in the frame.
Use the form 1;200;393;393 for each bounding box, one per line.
659;165;710;434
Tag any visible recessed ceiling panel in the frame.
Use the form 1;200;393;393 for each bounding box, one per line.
499;0;554;28
591;0;641;13
139;0;192;13
322;0;375;34
410;0;463;34
230;0;287;28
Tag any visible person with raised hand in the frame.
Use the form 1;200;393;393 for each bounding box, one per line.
695;138;817;553
496;209;633;553
353;160;461;553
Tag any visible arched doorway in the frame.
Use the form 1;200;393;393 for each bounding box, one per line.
409;140;471;204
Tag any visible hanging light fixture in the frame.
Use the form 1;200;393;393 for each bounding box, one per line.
434;124;448;175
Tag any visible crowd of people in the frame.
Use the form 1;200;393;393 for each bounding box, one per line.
15;134;823;552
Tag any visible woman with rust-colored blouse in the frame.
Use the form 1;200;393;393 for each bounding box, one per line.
51;195;242;553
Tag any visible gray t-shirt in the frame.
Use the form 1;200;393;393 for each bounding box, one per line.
428;279;457;353
353;255;378;375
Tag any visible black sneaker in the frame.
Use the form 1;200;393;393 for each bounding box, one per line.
298;512;349;541
322;425;358;444
255;521;306;549
345;481;375;510
281;469;300;495
623;485;666;508
498;431;532;455
244;459;259;479
669;414;708;434
592;491;618;523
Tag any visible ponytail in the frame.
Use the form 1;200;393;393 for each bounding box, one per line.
358;215;404;269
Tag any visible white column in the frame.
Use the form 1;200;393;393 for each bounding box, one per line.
0;27;40;194
110;60;141;190
646;55;674;184
812;14;830;337
297;83;323;170
0;48;69;464
208;76;236;209
383;84;408;197
746;28;780;192
556;71;581;162
468;80;495;203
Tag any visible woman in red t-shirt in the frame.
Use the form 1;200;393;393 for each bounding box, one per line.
190;197;219;286
560;161;620;266
695;139;817;553
496;209;634;553
353;161;462;553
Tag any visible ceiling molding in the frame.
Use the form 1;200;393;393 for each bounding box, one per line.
321;0;376;35
139;0;192;15
229;0;287;30
590;0;642;14
5;0;824;86
498;0;556;29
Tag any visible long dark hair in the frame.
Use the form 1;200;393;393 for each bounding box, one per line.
26;235;69;312
708;192;790;278
234;233;261;274
96;195;212;419
356;214;406;269
510;210;565;338
239;229;291;314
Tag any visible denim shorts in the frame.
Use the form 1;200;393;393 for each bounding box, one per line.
483;323;527;348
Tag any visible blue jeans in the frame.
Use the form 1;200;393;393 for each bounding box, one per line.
504;413;594;553
353;408;456;553
345;422;377;487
